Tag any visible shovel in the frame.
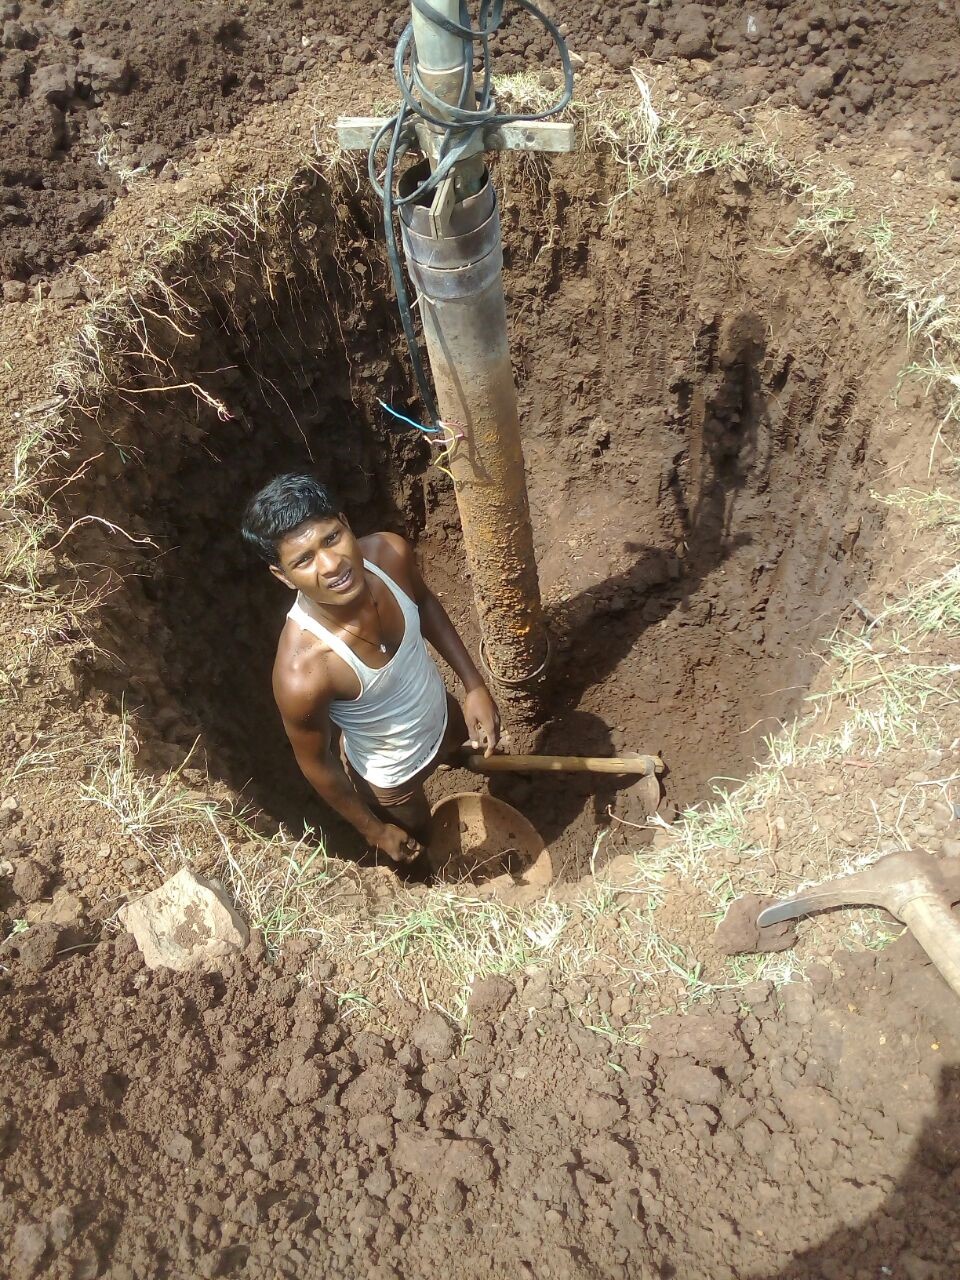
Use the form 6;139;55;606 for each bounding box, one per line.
757;849;960;999
464;752;663;777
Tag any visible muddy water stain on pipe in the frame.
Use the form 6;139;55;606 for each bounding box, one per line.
400;167;549;717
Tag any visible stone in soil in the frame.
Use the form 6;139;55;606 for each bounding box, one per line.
10;857;52;904
118;866;249;971
713;893;798;955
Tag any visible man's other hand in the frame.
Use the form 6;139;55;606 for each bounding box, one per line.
462;686;501;758
374;824;424;864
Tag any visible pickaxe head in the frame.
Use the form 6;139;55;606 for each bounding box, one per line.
757;849;951;928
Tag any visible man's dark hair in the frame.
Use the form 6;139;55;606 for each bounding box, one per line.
241;473;342;565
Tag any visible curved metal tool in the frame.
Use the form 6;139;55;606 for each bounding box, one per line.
428;792;551;889
758;850;960;998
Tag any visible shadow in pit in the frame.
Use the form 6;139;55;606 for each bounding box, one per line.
62;178;432;859
765;1063;960;1280
490;318;774;860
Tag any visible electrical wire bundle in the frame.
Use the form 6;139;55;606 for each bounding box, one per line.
377;398;463;482
368;0;573;436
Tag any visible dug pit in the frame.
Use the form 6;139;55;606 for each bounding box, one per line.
56;153;907;881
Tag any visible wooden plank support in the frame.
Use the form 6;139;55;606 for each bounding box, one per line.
334;116;575;154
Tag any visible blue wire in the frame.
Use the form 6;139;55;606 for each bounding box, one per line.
377;398;441;433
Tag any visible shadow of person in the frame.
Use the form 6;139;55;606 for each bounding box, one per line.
514;311;793;856
548;310;777;711
765;1060;960;1280
522;520;751;863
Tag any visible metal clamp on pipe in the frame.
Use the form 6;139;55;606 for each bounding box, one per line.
478;632;552;689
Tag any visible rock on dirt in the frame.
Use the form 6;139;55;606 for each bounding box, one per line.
46;1206;75;1249
673;1013;745;1070
412;1010;459;1061
25;888;83;929
29;62;75;106
10;857;52;903
77;54;132;95
284;1059;328;1105
578;1092;627;1130
603;44;632;71
117;866;248;971
162;1131;196;1163
899;55;942;87
341;1065;401;1117
394;1131;496;1190
11;1220;48;1280
795;65;836;107
661;1062;724;1107
1;923;62;972
672;4;712;59
466;974;515;1019
713;892;797;955
775;1084;842;1132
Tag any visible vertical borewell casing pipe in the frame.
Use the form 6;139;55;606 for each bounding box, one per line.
399;166;549;722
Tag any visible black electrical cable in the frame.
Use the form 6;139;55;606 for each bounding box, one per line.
368;0;573;428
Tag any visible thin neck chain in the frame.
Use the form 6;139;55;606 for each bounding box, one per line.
312;583;394;656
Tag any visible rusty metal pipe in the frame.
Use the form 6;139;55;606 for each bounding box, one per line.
399;164;549;721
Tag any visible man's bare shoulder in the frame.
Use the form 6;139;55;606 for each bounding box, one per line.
359;530;414;564
272;619;336;724
360;531;418;591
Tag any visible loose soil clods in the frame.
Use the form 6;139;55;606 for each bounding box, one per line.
2;1;960;1277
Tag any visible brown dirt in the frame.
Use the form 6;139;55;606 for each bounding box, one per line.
1;0;381;281
3;926;960;1280
3;4;960;1279
4;0;959;283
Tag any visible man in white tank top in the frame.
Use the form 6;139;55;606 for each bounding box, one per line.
241;473;501;865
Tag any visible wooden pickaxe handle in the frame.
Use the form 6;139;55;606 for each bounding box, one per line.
758;850;960;1000
464;753;663;777
899;896;960;999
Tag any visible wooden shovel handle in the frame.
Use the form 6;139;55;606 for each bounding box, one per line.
464;753;663;777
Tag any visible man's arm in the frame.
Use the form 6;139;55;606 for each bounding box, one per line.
274;663;421;862
374;534;501;756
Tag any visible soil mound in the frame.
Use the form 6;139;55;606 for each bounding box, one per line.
4;0;959;281
2;928;959;1279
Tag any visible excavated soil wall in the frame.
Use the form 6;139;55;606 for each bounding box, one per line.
4;6;960;1279
56;151;908;876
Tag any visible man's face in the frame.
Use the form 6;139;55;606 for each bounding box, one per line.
270;515;366;607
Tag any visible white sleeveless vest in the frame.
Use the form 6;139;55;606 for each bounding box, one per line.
287;559;448;787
